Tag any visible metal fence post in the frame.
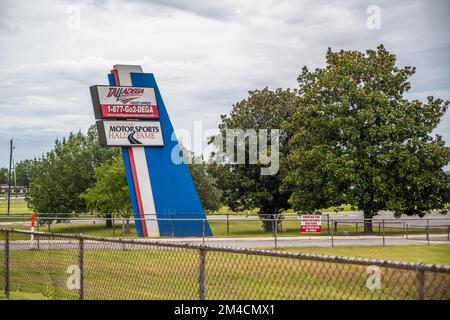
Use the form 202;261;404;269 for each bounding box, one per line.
406;223;409;239
447;225;449;241
79;238;84;300
426;219;429;245
112;215;115;236
171;215;175;237
202;219;205;244
382;220;385;246
274;216;278;250
327;214;330;235
416;263;425;300
4;230;10;300
356;222;358;234
331;221;334;247
226;214;229;236
403;222;406;238
199;248;206;300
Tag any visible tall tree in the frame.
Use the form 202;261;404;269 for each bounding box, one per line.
15;159;33;186
80;155;131;229
181;148;222;212
284;45;450;232
81;143;222;228
0;167;7;184
28;125;119;220
209;88;297;231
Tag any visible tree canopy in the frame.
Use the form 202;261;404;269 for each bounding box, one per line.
209;88;297;230
80;155;131;215
27;126;119;214
283;45;450;231
0;167;8;184
15;159;33;186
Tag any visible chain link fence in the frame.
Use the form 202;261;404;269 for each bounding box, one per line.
1;214;450;250
1;228;449;300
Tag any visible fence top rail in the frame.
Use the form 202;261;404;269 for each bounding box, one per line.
1;212;449;219
2;215;450;223
2;228;449;274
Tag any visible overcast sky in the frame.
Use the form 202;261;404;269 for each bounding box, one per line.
0;0;449;168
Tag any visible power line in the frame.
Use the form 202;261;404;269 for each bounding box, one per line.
0;137;54;147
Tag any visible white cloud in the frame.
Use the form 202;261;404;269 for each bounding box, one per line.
0;0;449;167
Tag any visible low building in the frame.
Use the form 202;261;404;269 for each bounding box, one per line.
0;184;29;195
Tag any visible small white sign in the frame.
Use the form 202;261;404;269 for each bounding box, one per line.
97;120;164;147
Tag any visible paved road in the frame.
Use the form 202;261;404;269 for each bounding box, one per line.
198;237;449;248
2;212;450;227
3;235;449;251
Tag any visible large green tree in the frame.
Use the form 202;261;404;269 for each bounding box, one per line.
15;159;33;186
0;167;7;184
81;143;222;227
284;45;450;232
182;148;222;212
80;155;131;229
28;125;120;219
209;88;297;231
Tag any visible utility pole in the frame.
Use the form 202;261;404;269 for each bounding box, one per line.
7;139;13;215
13;159;16;199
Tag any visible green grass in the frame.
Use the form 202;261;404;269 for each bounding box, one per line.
211;204;355;214
270;244;450;265
0;197;31;214
208;219;446;238
2;218;447;239
3;245;449;300
319;204;355;212
41;222;138;238
0;290;50;300
1;221;138;238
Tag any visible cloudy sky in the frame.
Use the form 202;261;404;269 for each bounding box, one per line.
0;0;449;168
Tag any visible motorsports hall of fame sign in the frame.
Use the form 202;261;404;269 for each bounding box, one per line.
90;65;212;237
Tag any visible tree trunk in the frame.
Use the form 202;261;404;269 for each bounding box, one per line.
105;213;113;228
125;218;130;234
363;211;373;233
259;210;280;233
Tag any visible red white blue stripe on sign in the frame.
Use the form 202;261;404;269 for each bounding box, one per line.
108;65;212;237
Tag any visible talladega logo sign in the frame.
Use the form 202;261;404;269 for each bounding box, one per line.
96;120;164;147
107;87;145;104
90;85;159;119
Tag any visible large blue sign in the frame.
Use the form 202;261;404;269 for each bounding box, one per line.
92;65;212;237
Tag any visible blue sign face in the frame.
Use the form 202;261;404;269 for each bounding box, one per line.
100;65;213;237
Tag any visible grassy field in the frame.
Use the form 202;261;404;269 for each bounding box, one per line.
0;201;356;216
212;204;355;214
2;219;446;239
0;291;49;300
0;197;30;214
2;243;449;300
0;200;446;239
2;217;447;239
273;244;450;265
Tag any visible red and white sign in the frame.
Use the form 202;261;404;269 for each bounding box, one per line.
300;215;322;233
91;86;159;119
